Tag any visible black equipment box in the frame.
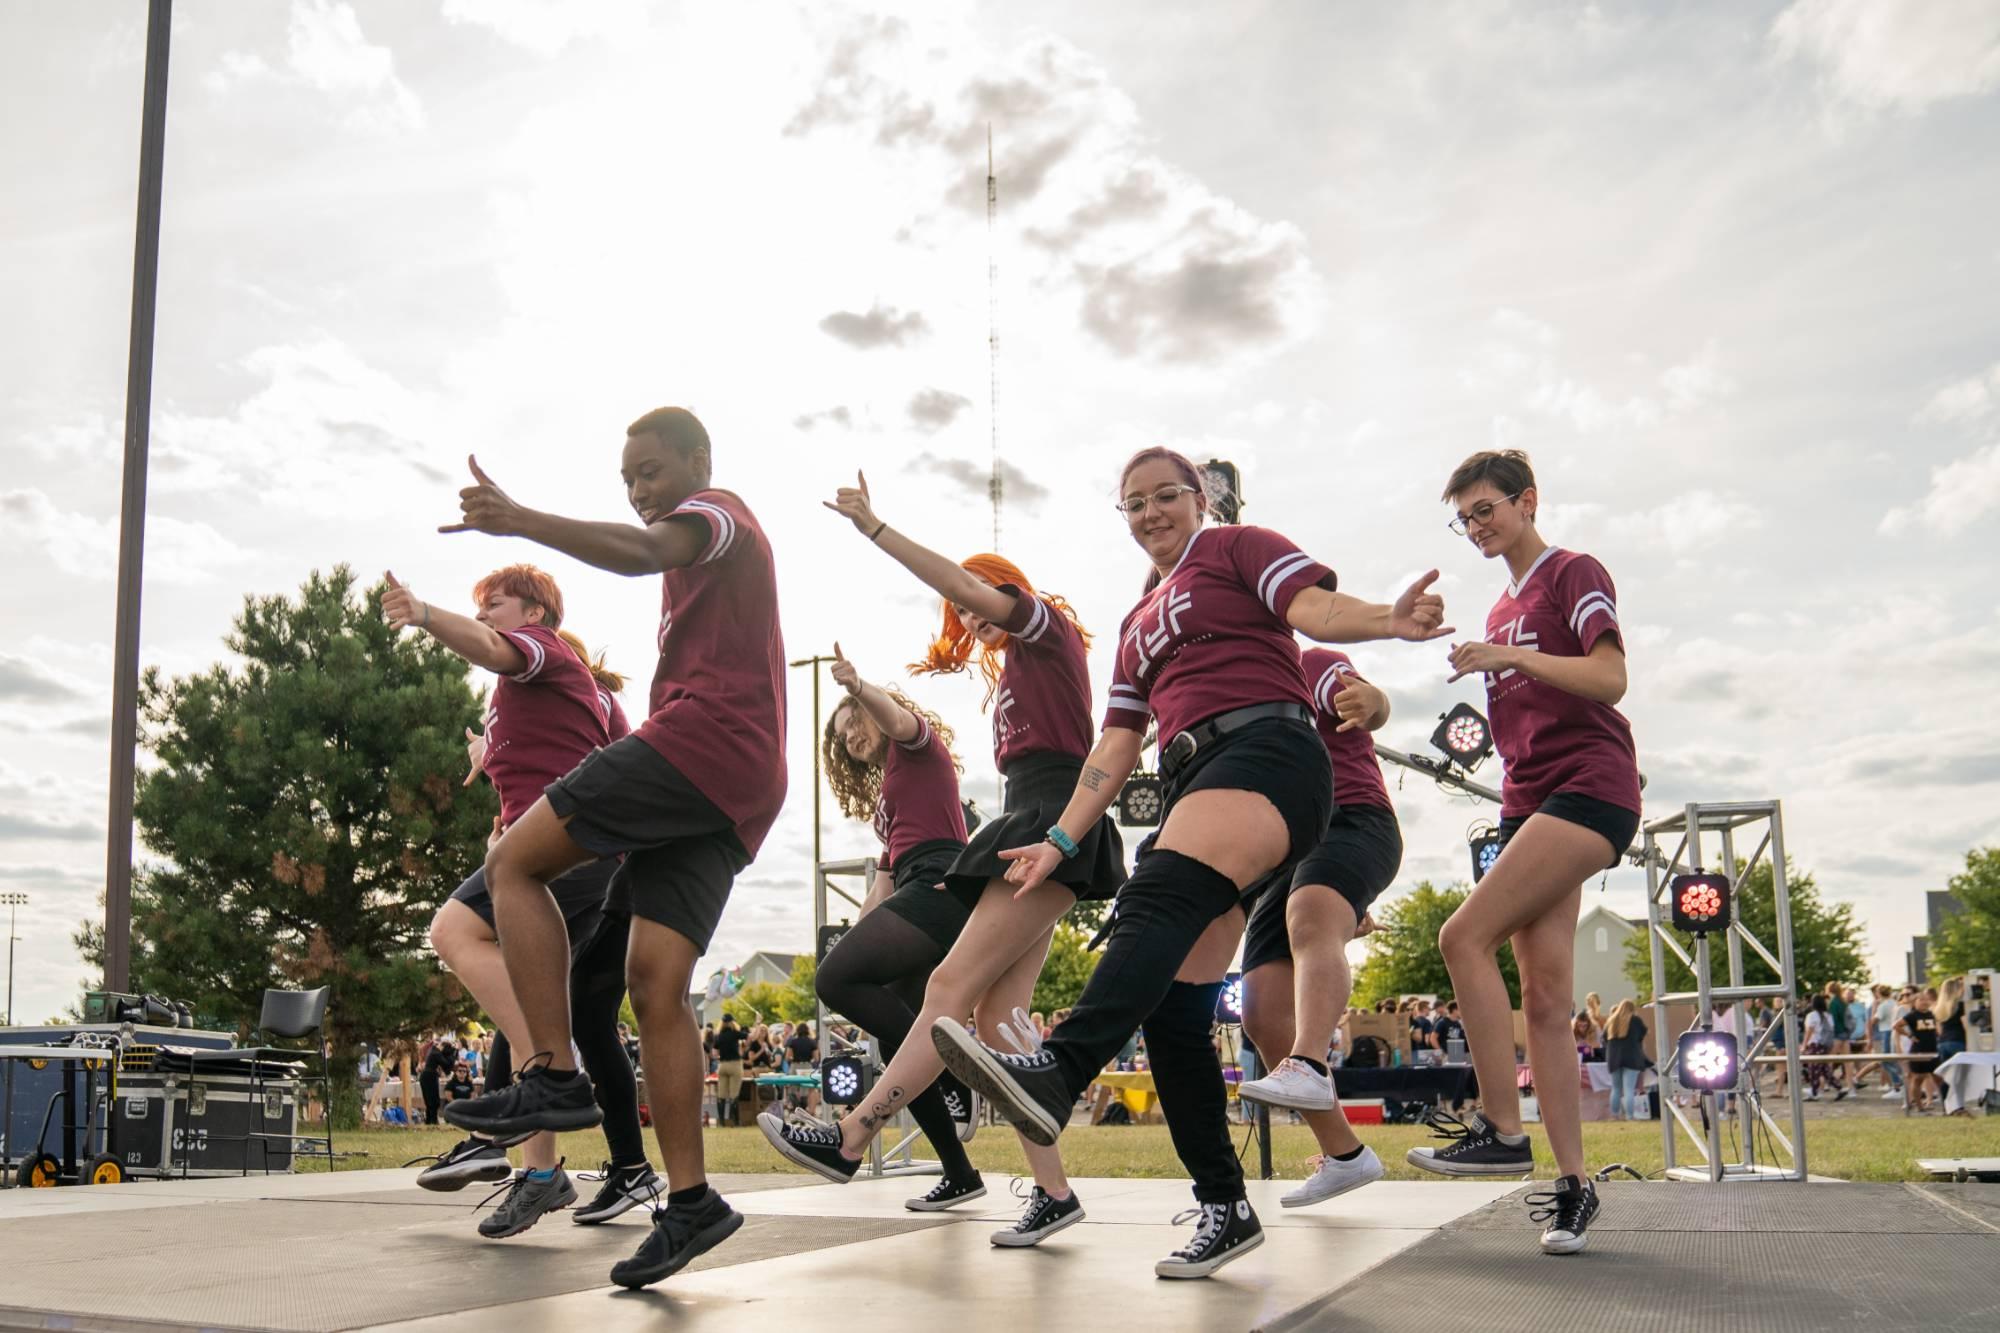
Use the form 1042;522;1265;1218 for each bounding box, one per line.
114;1070;300;1177
1;1024;234;1171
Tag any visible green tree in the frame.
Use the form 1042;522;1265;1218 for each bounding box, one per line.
722;955;821;1025
1352;880;1520;1007
1621;860;1866;996
1929;846;2000;978
74;567;495;1127
1031;923;1102;1014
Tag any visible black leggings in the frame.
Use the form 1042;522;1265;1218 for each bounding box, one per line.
485;916;647;1168
815;907;976;1181
1143;980;1242;1204
420;1072;442;1125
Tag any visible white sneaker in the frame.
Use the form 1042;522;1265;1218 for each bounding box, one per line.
1881;1089;1901;1100
1239;1057;1335;1112
1281;1145;1383;1208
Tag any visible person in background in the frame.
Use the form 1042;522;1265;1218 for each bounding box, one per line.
1582;993;1606;1060
701;1024;716;1076
712;1015;746;1127
1570;1014;1595;1061
1936;977;1970;1116
1824;981;1851;1060
446;1061;477;1104
1866;985;1904;1100
420;1034;457;1125
1602;1000;1648;1121
1801;995;1847;1101
1896;991;1940;1114
1432;1002;1466;1061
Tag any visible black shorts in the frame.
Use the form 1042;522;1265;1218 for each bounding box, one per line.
945;754;1126;905
1241;803;1403;975
878;839;974;952
449;858;617;944
1162;715;1332;869
545;734;750;956
1499;790;1640;870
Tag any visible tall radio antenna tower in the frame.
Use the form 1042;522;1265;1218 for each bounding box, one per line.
986;124;1001;552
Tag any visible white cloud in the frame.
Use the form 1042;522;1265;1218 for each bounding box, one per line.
208;0;422;132
1880;441;2000;536
440;0;652;57
1917;360;2000;425
1463;312;1730;435
0;489;246;584
1771;0;2000;115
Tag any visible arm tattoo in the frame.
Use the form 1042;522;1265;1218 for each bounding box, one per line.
1080;765;1110;792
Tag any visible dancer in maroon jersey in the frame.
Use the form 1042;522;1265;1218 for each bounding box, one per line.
384;564;661;1235
760;484;1118;1247
1237;646;1400;1208
932;446;1448;1279
435;406;786;1288
1407;448;1640;1258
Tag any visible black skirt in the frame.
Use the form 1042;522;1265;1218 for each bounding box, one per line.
878;839;975;952
944;753;1127;904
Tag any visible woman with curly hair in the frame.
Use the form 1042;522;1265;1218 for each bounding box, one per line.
761;472;1121;1248
776;643;988;1207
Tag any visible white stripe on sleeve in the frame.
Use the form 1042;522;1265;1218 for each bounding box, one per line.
1314;664;1343;713
1257;551;1317;613
1019;596;1051;643
1107;684;1149;714
507;631;548;682
677;499;738;564
1570;591;1617;637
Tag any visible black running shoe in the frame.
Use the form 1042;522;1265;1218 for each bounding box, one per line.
990;1180;1085;1248
1154;1199;1264;1278
905;1173;986;1212
938;1076;979;1144
1404;1109;1534;1177
573;1160;664;1225
442;1058;602;1137
409;1136;511;1192
609;1189;745;1289
929;1018;1071;1146
476;1163;578;1238
1528;1174;1599;1254
756;1110;859;1183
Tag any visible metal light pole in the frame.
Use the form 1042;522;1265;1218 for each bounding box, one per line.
1;892;26;1026
787;655;834;896
104;0;174;991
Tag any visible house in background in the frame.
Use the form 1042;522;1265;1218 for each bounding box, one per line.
693;949;802;1025
1574;903;1646;1011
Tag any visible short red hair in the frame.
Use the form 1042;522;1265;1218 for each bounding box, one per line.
908;553;1091;708
471;564;564;629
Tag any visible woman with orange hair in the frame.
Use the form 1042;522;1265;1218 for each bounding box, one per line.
759;472;1123;1248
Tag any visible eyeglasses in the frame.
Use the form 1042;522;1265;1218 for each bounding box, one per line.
1115;484;1200;516
1447;491;1523;536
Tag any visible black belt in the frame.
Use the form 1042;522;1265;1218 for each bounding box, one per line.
1160;702;1313;779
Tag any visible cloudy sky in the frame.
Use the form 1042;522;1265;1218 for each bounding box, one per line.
4;0;1997;1025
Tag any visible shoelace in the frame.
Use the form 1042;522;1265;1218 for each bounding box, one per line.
919;1178;968;1202
787;1119;844;1148
988;1009;1055;1070
1167;1204;1229;1258
1273;1057;1322;1080
1525;1184;1592;1234
1302;1154;1328;1174
402;1136;487;1169
476;1157;566;1213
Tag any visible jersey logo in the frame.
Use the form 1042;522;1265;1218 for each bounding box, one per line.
1126;586;1194;680
993;686;1017;743
1491;615;1539;679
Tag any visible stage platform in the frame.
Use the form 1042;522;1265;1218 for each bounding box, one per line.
0;1169;1994;1332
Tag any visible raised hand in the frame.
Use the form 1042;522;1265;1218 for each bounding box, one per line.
1388;570;1453;642
439;456;527;537
829;641;863;696
1330;677;1381;733
382;571;427;632
463;726;487;787
1447;639;1516;683
821;470;881;536
999;840;1063;897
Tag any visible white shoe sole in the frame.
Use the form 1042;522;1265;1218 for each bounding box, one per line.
905;1183;987;1212
990;1201;1086;1247
1281;1154;1384;1208
416;1159;512;1192
1154;1228;1264;1279
755;1112;857;1185
1541;1229;1589;1254
929;1020;1063;1146
1238;1078;1334;1112
574;1176;662;1224
1404;1148;1533;1177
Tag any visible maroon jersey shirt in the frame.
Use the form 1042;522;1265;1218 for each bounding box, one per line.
992;587;1095;772
870;713;968;870
1103;525;1335;741
484;626;615;827
632;489;789;857
601;691;631;742
1482;547;1641;817
1301;647;1393;812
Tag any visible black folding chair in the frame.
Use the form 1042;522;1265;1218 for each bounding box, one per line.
180;987;334;1175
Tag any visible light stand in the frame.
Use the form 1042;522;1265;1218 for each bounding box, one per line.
1;892;25;1027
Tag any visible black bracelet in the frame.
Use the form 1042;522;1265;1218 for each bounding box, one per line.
868;520;888;543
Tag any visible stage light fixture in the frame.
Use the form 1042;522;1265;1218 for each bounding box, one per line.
1670;872;1731;934
816;921;851;966
1118;772;1165;827
1200;459;1243;525
1216;971;1244;1024
1469;827;1504;883
1676;1029;1738;1092
820;1055;870;1107
1429;703;1494;770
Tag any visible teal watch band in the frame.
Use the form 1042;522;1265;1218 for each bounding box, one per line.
1045;825;1080;857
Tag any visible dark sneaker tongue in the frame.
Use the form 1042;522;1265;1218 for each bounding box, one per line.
1554;1173;1588;1193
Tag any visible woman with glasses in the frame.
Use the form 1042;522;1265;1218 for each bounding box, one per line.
761;475;1115;1247
932;445;1447;1278
1406;449;1640;1259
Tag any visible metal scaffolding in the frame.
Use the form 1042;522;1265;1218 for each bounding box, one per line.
1642;800;1807;1182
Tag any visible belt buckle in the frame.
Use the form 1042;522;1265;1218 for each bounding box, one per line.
1162;730;1197;775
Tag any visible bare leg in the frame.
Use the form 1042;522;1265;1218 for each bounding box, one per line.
1284;885;1358;1069
429;901;557;1170
1242;955;1363;1159
484;799;593;1072
1508;883;1588;1180
626;917;707;1192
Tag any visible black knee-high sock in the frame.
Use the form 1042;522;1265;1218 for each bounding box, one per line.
816;909;976;1180
1045;850;1240;1098
570;915;647;1168
1143;980;1242;1204
486;1031;512;1093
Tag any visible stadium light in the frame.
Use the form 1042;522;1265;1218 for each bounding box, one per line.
1429;703;1494;771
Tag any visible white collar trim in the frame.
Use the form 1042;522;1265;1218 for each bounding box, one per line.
1508;546;1561;598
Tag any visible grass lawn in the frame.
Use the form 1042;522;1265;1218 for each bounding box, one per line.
312;1114;1997;1183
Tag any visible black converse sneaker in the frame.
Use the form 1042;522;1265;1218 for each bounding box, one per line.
905;1173;986;1212
409;1136;512;1191
929;1017;1072;1146
756;1110;859;1183
938;1077;980;1144
1528;1174;1600;1254
1404;1109;1535;1177
1154;1199;1264;1278
573;1160;664;1224
609;1189;744;1289
990;1179;1085;1248
441;1056;602;1137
